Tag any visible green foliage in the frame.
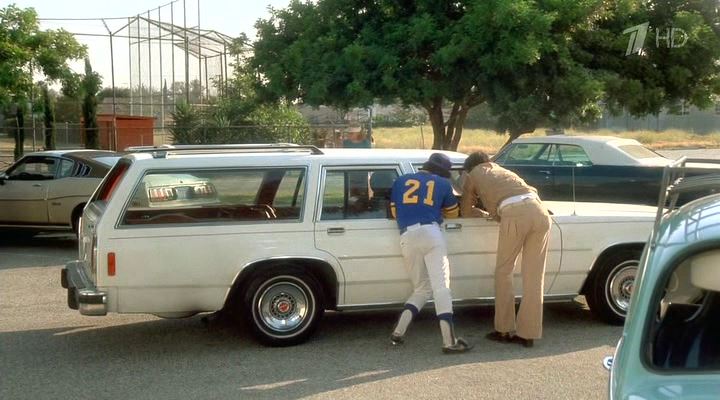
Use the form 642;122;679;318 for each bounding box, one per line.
169;102;202;144
0;5;85;103
79;59;101;149
0;4;85;157
251;0;720;149
169;102;310;145
250;0;576;149
574;0;720;117
97;86;130;101
169;62;311;145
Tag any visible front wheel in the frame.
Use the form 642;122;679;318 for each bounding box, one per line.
243;269;324;346
585;250;641;325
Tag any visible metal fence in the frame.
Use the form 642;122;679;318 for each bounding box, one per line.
0;123;361;158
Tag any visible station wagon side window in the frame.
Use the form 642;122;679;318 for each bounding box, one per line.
121;167;306;225
649;249;720;371
320;168;399;220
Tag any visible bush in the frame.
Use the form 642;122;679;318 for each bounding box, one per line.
169;102;311;145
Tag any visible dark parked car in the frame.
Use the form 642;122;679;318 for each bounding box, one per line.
0;150;121;235
493;135;715;205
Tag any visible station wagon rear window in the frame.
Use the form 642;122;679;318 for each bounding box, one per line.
122;167;306;225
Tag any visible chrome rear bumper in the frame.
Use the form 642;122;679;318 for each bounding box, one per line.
61;261;107;316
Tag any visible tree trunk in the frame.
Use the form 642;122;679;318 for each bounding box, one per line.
444;103;460;150
14;107;25;161
425;100;445;150
449;106;469;151
43;86;56;150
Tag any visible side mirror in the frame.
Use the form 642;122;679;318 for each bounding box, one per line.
0;174;6;186
602;356;613;371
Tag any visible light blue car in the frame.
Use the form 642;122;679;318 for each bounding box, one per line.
608;158;720;399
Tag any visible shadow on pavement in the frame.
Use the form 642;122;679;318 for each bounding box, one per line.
0;300;620;400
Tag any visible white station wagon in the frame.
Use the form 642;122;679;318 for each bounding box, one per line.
62;145;656;346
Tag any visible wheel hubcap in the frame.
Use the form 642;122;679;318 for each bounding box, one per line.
257;281;308;332
607;263;638;313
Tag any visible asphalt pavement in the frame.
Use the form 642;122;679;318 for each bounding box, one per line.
3;147;719;400
0;234;618;400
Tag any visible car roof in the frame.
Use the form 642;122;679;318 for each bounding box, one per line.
509;135;668;166
124;148;468;166
511;135;641;146
25;149;121;159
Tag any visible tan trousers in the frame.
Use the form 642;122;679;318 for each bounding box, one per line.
494;198;551;339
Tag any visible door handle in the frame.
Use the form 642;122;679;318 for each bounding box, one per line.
32;184;43;187
445;223;462;231
538;170;552;175
327;227;345;235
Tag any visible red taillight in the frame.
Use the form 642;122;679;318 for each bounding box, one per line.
95;161;130;202
107;252;116;276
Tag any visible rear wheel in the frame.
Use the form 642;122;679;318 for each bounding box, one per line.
585;249;642;325
242;268;324;346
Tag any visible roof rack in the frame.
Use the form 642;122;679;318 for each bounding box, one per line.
124;143;324;158
651;157;720;244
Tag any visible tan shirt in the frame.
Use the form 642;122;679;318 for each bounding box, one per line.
461;162;538;219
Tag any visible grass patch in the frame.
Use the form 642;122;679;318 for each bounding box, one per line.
372;125;720;154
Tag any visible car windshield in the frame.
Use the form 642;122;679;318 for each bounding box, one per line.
618;144;663;160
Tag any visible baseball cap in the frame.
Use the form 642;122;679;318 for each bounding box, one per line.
421;153;452;178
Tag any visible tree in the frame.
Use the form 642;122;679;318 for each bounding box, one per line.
251;0;563;150
585;0;720;117
41;84;55;150
0;5;86;158
63;58;102;149
251;0;720;150
170;65;311;145
490;0;720;145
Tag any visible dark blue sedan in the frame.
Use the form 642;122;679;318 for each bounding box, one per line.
493;135;714;205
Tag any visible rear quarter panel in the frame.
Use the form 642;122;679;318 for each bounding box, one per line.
548;215;653;295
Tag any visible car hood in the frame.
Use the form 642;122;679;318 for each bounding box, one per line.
545;201;658;217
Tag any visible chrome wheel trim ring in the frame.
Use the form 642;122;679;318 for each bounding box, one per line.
256;280;310;333
606;261;639;315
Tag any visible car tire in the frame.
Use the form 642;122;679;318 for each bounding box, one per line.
585;249;642;325
242;268;324;346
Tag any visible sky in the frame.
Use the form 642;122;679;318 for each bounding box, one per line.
9;0;291;89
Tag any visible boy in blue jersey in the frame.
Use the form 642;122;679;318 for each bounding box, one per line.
389;153;472;354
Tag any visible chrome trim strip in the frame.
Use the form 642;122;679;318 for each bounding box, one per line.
336;293;579;311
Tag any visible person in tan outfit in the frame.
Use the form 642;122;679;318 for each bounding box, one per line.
460;151;551;347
